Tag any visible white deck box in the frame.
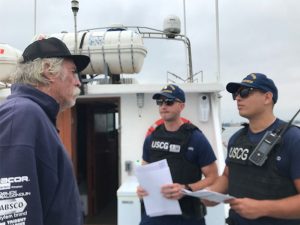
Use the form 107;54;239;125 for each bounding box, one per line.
117;176;141;225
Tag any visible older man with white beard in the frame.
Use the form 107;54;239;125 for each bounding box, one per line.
0;38;90;225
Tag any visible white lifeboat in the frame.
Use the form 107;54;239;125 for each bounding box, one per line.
0;44;21;82
35;29;148;75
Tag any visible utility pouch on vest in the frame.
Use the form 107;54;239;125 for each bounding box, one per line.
225;217;236;225
225;210;237;225
181;196;206;220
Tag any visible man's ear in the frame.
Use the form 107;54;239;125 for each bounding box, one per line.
264;92;274;104
180;102;185;111
42;63;55;82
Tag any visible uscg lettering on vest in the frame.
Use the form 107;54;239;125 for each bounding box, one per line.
151;141;169;150
228;147;249;161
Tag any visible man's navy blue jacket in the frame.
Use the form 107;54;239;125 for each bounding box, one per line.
0;84;83;225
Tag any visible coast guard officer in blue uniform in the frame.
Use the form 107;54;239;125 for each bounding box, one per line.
205;73;300;225
137;84;218;225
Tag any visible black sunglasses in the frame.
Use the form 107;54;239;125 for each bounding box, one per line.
232;87;257;100
156;98;180;106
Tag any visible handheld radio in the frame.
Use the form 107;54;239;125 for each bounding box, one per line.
249;108;300;166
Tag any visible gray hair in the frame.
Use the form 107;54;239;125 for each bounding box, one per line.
12;58;65;86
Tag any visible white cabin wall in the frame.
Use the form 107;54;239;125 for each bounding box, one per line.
210;92;226;172
119;93;161;183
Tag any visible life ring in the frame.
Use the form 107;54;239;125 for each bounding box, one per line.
145;117;190;136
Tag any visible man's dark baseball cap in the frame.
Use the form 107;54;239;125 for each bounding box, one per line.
21;37;90;72
152;84;185;102
226;73;278;103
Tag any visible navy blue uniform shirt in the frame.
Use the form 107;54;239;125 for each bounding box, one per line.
142;127;216;225
226;119;300;225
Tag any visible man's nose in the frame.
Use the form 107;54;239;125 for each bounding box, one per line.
74;73;81;87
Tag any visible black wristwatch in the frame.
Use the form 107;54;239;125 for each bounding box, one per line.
184;184;192;191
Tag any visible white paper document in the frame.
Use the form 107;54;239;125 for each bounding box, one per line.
182;188;235;203
135;159;182;217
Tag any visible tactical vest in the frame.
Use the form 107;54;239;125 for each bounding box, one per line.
227;126;297;199
149;123;206;219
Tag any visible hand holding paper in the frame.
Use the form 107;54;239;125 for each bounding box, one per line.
135;159;182;217
182;188;235;203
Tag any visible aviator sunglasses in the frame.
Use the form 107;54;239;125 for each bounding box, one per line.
156;98;181;106
232;87;258;100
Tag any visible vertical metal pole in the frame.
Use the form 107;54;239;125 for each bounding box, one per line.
215;0;221;81
34;0;37;35
74;13;78;54
183;0;187;36
71;0;79;54
186;37;193;83
183;0;191;82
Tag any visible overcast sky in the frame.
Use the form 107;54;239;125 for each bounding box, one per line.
0;0;299;122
